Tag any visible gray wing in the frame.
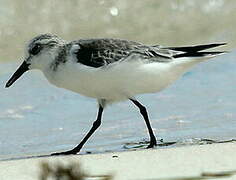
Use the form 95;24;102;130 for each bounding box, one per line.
72;38;226;68
72;38;172;68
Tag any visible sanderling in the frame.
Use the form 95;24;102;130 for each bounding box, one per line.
5;34;226;155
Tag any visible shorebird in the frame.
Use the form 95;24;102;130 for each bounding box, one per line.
5;34;226;155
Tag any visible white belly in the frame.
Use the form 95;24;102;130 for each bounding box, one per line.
44;57;203;101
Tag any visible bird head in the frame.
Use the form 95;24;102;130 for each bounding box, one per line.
5;34;65;88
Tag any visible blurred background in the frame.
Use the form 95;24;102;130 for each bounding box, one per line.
0;0;235;62
0;0;236;159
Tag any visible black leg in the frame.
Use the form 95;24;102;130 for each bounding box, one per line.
51;105;104;155
130;99;157;148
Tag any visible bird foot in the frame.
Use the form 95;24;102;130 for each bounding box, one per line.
51;149;79;156
147;140;157;148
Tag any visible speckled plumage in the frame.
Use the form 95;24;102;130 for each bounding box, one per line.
49;38;173;70
73;38;174;68
25;34;226;72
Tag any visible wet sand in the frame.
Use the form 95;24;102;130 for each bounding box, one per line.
1;142;236;180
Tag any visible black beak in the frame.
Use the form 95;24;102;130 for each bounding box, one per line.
5;61;30;88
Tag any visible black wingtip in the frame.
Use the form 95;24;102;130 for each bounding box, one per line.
206;42;227;48
209;42;227;46
166;42;227;53
173;51;228;58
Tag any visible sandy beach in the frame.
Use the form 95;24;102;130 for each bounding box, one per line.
1;142;236;180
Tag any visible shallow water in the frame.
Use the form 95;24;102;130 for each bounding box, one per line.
0;50;235;160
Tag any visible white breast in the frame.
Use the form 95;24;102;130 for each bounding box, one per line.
43;56;206;102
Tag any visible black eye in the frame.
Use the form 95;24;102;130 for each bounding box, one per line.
30;44;41;55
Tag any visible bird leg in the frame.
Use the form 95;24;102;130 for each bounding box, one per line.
51;105;103;156
130;99;157;148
